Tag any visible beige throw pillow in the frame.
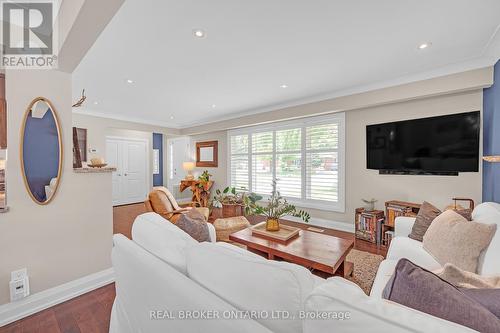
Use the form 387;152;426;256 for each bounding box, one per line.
423;210;496;273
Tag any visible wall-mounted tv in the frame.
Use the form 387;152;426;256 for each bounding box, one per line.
366;111;480;175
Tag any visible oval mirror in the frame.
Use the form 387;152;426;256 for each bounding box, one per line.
21;97;62;205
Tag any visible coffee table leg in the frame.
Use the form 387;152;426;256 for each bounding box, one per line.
335;260;354;278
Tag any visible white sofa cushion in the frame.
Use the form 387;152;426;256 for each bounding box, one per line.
304;277;475;333
186;241;318;333
386;237;441;271
472;202;500;275
131;212;197;274
370;259;398;298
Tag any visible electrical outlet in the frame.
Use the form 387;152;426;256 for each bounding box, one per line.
10;268;29;301
11;268;27;281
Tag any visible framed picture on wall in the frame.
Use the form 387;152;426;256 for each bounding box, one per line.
196;140;218;167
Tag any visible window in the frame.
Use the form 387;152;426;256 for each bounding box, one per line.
228;113;345;212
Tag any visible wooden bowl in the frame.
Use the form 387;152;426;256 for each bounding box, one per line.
88;163;108;168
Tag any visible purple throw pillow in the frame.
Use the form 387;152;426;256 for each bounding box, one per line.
460;288;500;319
383;259;500;333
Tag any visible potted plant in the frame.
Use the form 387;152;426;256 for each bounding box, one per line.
244;180;310;231
212;186;243;217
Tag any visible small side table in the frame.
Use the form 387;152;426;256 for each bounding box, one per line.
179;180;213;207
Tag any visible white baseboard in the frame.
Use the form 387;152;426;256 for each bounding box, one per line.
285;216;355;233
0;268;114;327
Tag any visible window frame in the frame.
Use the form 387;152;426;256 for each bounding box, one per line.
227;113;345;213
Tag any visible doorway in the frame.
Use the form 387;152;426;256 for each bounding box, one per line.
167;136;192;202
106;137;149;206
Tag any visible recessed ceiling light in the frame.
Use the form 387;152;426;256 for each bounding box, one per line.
193;29;205;38
418;42;432;50
126;79;134;84
280;84;288;89
211;104;217;108
170;115;174;120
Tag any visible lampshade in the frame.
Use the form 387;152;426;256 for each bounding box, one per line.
182;162;195;171
483;156;500;163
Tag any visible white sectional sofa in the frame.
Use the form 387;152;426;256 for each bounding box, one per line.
109;207;498;332
371;202;500;298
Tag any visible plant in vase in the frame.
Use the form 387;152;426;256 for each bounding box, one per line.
244;180;310;231
212;186;262;218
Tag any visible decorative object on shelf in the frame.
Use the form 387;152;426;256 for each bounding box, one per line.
182;161;195;180
21;97;63;205
196;140;218;167
355;208;385;244
483;156;500;163
72;89;86;107
72;127;87;168
361;198;377;211
180;178;214;207
88;157;107;168
245;180;310;231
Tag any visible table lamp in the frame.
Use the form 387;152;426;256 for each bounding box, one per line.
183;162;195;180
483;156;500;163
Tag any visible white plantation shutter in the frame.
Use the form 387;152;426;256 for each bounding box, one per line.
230;135;249;190
305;124;339;202
228;113;345;212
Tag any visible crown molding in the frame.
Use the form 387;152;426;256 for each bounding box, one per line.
72;108;182;131
179;57;496;130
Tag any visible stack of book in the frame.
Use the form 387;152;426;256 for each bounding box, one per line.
355;209;385;244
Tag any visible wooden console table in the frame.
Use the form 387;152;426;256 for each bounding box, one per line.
179;180;213;207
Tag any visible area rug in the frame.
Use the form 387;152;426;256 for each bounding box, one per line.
346;249;384;295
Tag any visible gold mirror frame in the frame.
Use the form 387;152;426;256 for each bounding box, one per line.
20;97;63;205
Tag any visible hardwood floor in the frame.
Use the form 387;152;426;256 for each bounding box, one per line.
1;202;386;332
0;284;115;333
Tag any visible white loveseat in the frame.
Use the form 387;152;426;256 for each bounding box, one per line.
371;202;500;298
110;212;481;333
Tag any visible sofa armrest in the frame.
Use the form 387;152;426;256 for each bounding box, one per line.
394;216;416;238
303;277;474;333
207;222;217;243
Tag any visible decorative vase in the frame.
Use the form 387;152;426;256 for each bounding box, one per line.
266;218;280;231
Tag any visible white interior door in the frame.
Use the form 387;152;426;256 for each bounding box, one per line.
167;137;191;199
107;137;148;206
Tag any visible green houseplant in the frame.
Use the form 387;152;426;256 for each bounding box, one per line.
212;186;263;218
245;180;310;231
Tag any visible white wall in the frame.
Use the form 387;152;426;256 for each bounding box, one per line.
0;70;113;305
187;91;483;227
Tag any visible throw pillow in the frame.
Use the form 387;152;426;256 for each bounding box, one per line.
460;288;500;319
423;210;496;273
176;211;210;242
382;259;500;333
435;263;500;289
408;201;441;241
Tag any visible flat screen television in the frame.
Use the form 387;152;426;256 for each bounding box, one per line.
366;111;480;175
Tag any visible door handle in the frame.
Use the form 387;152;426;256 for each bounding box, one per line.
124;173;128;176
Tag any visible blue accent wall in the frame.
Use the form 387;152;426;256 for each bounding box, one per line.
153;133;163;186
483;60;500;203
23;109;60;202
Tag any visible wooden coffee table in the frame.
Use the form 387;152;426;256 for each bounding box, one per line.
229;224;354;277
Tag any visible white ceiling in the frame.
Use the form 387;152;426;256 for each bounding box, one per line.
72;0;500;128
